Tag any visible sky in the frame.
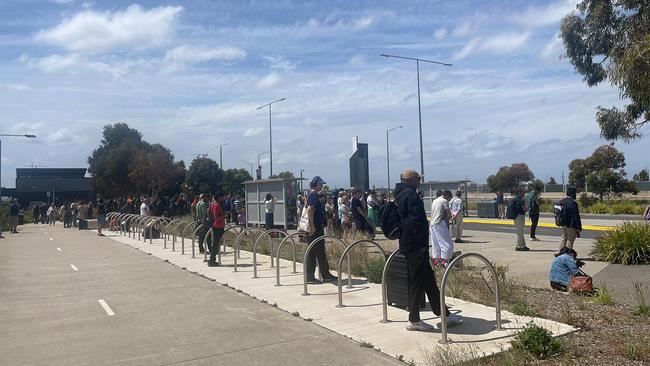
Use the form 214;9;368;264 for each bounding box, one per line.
0;0;648;189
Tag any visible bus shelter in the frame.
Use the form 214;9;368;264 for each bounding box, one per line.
243;178;301;229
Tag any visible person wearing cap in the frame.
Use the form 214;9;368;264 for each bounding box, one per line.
394;169;462;331
306;176;337;283
559;187;582;251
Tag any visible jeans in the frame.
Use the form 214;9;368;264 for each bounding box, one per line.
306;228;330;278
404;248;450;322
209;228;224;264
529;213;539;238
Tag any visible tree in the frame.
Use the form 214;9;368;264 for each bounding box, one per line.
531;179;545;193
560;0;650;142
128;144;185;199
220;168;253;196
486;163;535;193
547;177;558;185
270;171;294;179
568;145;637;199
185;157;222;195
633;168;649;182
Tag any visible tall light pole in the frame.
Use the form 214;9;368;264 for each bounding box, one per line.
381;54;452;181
256;97;285;178
299;169;305;192
215;143;228;169
0;133;36;238
241;160;254;178
386;125;404;198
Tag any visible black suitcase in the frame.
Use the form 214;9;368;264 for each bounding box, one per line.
385;252;425;310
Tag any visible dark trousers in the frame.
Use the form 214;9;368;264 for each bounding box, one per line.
197;223;208;251
306;228;330;278
209;228;224;264
232;211;239;225
404;248;449;323
529;213;539;238
265;212;274;229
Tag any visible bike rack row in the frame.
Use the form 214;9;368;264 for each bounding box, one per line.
105;212;503;344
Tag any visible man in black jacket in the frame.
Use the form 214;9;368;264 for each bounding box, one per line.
559;187;582;251
395;169;462;331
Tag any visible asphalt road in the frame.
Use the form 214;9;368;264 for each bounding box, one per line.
0;224;400;366
462;222;604;240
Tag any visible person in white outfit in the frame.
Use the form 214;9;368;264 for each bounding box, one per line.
449;191;464;243
430;190;454;267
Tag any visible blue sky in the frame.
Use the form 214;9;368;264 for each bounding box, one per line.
0;0;648;189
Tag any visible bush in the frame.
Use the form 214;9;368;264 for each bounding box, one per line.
589;202;609;214
594;282;615;305
610;201;645;215
511;321;562;360
579;193;598;208
592;221;650;264
512;301;538;317
364;258;385;284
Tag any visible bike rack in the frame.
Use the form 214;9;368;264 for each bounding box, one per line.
125;215;139;238
274;232;304;286
142;216;159;243
148;217;171;244
252;229;288;278
163;219;185;248
172;220;190;250
115;213;130;235
231;227;265;272
302;235;350;296
217;225;243;264
438;253;502;344
123;214;138;236
180;221;197;255
204;227;214;262
336;240;386;308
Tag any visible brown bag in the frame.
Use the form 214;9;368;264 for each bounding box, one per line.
569;275;593;294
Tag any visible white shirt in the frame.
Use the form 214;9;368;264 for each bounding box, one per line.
430;196;449;225
366;195;377;208
265;198;276;214
450;197;463;216
140;203;150;216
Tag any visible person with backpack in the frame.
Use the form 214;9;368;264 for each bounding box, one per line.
643;203;650;221
393;169;462;331
508;189;529;251
558;187;582;251
524;187;541;241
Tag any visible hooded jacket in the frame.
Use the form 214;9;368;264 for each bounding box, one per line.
394;183;429;255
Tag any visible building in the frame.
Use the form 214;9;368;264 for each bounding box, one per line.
349;136;369;191
15;168;94;205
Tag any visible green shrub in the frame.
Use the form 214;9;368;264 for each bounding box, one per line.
594;282;615;305
610;201;644;215
633;282;650;317
512;301;538;317
589;202;609;214
511;321;562;360
579;193;598;208
592;221;650;265
364;258;385;284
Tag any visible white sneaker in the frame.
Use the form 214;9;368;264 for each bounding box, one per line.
406;321;434;331
444;314;463;327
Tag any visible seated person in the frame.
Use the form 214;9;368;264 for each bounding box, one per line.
549;247;586;291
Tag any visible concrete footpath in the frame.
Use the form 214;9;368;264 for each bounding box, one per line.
0;224;401;366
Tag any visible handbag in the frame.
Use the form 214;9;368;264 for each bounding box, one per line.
569;273;593;294
298;206;310;232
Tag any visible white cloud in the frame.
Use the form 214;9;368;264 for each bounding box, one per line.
452;37;480;61
510;0;578;28
539;33;563;60
35;4;182;53
263;55;298;71
434;28;447;40
451;21;472;37
255;73;281;89
243;127;264;137
353;16;374;30
19;53;126;77
452;33;530;60
51;0;74;4
163;45;246;71
0;83;31;91
347;54;366;66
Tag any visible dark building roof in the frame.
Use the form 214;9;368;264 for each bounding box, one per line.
16;168;87;179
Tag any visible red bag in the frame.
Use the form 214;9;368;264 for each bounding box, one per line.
569;275;593;294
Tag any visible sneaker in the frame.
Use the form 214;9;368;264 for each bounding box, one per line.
454;239;463;243
432;258;439;267
444;314;463;327
207;262;220;267
306;277;322;284
531;237;541;241
515;247;530;251
321;274;338;281
406;321;434;331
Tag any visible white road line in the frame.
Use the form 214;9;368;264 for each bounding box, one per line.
70;264;78;271
57;248;62;252
98;299;115;316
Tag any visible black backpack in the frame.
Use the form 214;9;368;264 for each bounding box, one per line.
553;199;567;227
380;200;402;240
505;199;516;219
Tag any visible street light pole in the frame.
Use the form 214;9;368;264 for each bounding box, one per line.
215;143;228;169
386;126;404;199
381;54;451;181
257;98;285;178
0;133;36;238
299;169;305;192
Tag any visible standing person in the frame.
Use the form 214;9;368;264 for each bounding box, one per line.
97;199;106;236
71;202;78;227
140;198;150;217
510;189;529;251
450;191;464;243
40;204;48;225
47;203;56;226
207;193;226;267
496;190;505;219
232;195;242;225
296;194;305;220
190;195;199;222
223;194;232;223
325;196;336;235
366;190;379;228
644;202;650;221
9;199;20;233
559;187;582;251
524;188;541;241
395;170;462;331
196;194;210;254
264;194;276;229
305;176;337;283
350;189;368;235
63;203;72;228
430;190;454;267
32;204;40;224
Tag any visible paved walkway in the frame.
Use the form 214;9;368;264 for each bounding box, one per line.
0;224;401;366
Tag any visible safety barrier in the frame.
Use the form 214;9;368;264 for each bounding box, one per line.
217;225;243;264
274;232;304;286
148;217;171;244
336;240;386;308
302;235;350;296
163;219;185;248
438;253;502;344
171;220;190;251
252;229;288;278
231;227;265;272
179;221;196;255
